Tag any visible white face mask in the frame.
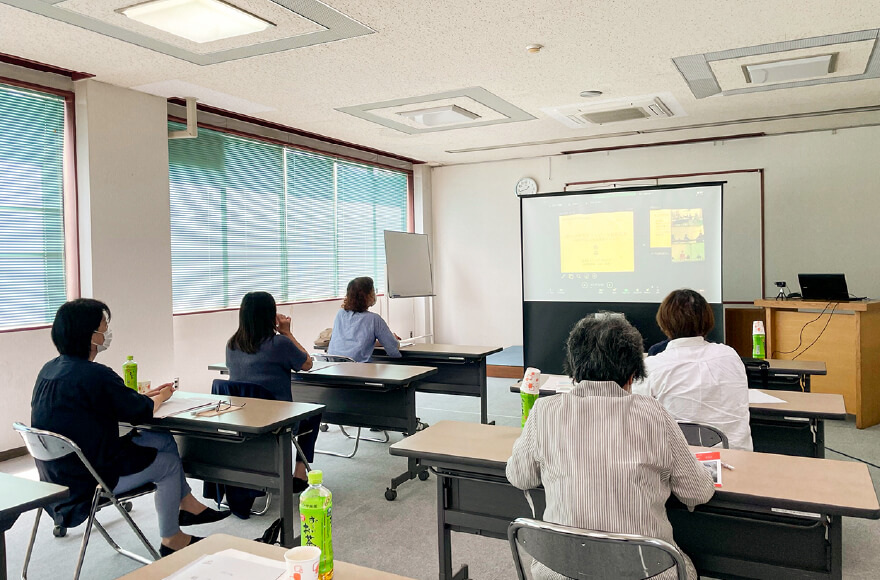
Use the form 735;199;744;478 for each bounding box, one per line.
92;328;113;353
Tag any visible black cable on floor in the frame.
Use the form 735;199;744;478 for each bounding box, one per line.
826;446;880;470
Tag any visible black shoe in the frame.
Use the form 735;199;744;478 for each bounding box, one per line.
292;477;309;494
179;507;231;526
159;535;202;557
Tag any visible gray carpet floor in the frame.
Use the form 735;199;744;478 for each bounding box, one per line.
2;379;880;579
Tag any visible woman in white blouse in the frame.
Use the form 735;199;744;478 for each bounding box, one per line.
643;289;753;451
507;313;715;580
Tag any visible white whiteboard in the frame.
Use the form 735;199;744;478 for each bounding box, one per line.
384;230;434;298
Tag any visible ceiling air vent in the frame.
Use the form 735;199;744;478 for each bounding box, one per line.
543;93;686;128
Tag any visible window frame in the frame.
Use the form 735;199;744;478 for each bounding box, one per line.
167;116;414;317
0;76;79;333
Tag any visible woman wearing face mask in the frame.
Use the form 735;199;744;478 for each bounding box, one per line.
31;299;230;556
327;276;401;363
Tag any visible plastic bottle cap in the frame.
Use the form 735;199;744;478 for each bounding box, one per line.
126;356;133;360
307;470;323;485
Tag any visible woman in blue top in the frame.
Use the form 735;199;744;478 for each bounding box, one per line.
226;291;317;491
328;277;401;362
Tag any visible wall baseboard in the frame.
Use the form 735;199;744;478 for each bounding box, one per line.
0;446;28;463
488;365;524;379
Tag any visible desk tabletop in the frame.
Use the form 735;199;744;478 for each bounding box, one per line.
145;391;324;436
761;358;827;375
118;534;415;579
748;389;846;419
756;298;880;312
390;421;880;519
0;473;68;521
209;362;437;386
380;343;503;358
508;375;845;419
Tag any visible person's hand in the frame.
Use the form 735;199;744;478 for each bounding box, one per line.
275;314;292;334
394;333;402;340
146;383;173;402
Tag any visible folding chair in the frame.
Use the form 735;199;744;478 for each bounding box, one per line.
13;422;160;580
676;421;730;448
310;353;390;458
508;517;688;580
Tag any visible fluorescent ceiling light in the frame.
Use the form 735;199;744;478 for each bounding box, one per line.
745;54;834;84
121;0;273;44
397;105;481;127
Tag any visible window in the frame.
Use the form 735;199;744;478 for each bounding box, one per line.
0;82;68;330
168;123;410;313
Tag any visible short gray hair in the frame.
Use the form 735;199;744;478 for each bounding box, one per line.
563;313;646;387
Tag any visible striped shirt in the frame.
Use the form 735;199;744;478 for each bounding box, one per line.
506;380;715;580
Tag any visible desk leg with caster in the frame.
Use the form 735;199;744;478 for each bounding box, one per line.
386;386;430;501
276;427;296;548
437;474;469;580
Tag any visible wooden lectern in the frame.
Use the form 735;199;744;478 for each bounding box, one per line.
755;299;880;428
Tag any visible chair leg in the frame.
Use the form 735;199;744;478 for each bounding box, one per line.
292;438;312;472
92;520;154;565
73;488;103;580
250;493;272;516
20;508;41;580
315;427;362;458
339;425;389;443
108;497;160;561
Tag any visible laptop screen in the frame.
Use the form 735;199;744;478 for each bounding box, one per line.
798;273;850;301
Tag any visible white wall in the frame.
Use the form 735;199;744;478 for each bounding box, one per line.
430;126;880;347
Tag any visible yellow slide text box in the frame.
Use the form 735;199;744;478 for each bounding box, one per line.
650;210;671;248
559;212;634;273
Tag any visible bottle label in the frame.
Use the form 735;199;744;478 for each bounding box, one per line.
300;495;333;578
123;362;138;391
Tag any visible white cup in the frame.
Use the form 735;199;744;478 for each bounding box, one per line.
137;380;151;394
284;545;320;580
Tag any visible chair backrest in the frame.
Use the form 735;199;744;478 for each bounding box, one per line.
508;518;687;580
311;353;355;363
12;422;112;491
211;379;276;401
677;421;730;449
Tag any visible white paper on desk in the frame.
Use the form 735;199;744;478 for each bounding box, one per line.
548;377;574;393
164;549;285;580
153;397;217;419
748;390;787;404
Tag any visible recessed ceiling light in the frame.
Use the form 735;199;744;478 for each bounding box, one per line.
397;105;481;127
526;44;543;54
580;90;603;98
121;0;273;44
744;54;835;84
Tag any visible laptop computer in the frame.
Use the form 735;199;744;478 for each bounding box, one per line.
798;273;859;301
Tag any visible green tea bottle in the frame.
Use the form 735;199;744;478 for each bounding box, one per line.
299;470;333;580
122;356;138;391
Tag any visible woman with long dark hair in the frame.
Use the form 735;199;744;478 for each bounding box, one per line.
327;277;401;362
226;291;316;490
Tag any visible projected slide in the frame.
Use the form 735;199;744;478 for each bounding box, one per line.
522;184;722;303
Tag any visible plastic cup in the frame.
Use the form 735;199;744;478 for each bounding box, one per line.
137;380;151;394
284;546;320;580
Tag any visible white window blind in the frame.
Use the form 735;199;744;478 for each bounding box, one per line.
0;83;67;330
168;123;409;313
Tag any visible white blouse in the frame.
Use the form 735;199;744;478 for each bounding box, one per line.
638;336;753;451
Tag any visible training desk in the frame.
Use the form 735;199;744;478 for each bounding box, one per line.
746;358;827;392
315;343;502;424
0;473;68;580
118;533;415;579
512;375;846;458
391;421;879;580
209;362;438;500
139;391;324;548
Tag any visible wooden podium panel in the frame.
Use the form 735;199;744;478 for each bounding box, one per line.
756;299;880;428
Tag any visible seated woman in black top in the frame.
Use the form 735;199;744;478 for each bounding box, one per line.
31;299;229;556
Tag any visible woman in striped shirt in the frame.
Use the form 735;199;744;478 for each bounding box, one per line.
506;313;715;580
